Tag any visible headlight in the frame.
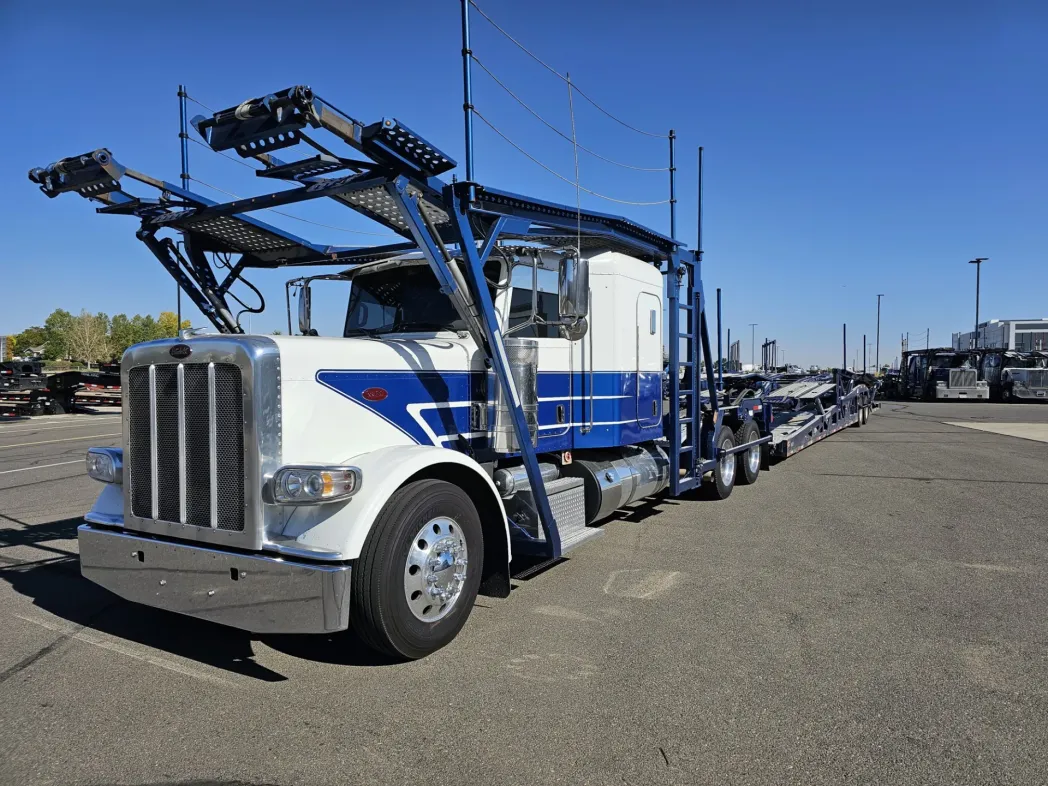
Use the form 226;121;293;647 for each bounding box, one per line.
271;465;361;505
85;447;122;484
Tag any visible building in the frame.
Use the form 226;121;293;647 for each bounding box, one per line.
953;319;1048;351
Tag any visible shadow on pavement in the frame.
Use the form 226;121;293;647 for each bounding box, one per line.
1;518;400;681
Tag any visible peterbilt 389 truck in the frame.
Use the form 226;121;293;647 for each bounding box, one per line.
29;86;869;658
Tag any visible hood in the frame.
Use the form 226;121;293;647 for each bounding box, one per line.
268;334;485;465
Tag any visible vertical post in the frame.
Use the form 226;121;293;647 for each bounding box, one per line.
460;0;475;181
968;258;987;349
843;324;847;370
668;130;677;239
863;334;866;372
968;266;976;350
694;145;703;252
876;294;883;373
716;288;723;390
749;323;757;369
726;328;731;372
177;84;190;332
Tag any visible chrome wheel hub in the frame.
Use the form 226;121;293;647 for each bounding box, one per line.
404;516;468;622
746;443;760;474
719;442;736;486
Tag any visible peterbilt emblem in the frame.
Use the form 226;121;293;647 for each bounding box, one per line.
169;344;192;359
362;387;388;402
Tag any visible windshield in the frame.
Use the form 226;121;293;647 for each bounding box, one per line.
1004;356;1048;369
930;354;971;369
343;265;467;337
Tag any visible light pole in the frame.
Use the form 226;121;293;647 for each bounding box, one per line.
749;323;757;368
969;258;988;348
876;294;884;372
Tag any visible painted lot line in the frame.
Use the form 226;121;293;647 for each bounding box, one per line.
0;460;83;476
13;613;237;688
945;422;1048;444
0;433;121;450
0;417;121;434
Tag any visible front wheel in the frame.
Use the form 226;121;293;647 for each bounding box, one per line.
351;479;484;660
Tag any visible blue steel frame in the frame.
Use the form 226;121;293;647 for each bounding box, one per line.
27;85;722;558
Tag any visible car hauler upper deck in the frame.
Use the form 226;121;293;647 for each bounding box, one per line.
28;83;869;658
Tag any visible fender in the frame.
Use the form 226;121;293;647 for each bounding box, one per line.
272;444;510;564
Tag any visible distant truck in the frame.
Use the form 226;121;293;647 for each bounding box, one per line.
899;348;988;400
979;350;1048;402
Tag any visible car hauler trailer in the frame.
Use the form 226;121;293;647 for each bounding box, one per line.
716;365;876;462
29;84;876;657
0;361;121;416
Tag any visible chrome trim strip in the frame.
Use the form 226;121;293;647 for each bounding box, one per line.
208;361;218;529
177;363;186;524
148;364;158;520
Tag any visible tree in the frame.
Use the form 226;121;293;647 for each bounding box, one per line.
43;308;75;360
156;311;191;339
109;313;138;358
133;314;157;345
14;326;46;355
66;310;111;368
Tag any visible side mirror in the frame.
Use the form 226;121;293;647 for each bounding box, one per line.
297;283;312;335
558;255;589;321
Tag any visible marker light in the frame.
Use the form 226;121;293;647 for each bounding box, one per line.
85;447;123;484
272;465;361;505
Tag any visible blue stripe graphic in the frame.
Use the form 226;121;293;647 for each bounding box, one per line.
316;369;662;452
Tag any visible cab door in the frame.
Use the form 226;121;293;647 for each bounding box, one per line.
637;292;662;427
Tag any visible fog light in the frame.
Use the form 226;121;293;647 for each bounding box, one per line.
85;447;122;484
272;465;360;505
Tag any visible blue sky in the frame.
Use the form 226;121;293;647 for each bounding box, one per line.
2;0;1045;367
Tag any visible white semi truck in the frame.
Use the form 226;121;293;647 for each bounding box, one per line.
29;86;866;658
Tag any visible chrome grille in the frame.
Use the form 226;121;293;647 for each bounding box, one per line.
949;369;977;388
1028;370;1048;389
127;362;244;531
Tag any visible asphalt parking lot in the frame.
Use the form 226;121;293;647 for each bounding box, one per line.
1;402;1046;786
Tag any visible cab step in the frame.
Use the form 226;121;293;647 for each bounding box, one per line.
508;476;603;554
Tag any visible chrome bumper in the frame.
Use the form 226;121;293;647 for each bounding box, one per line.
1013;388;1048;401
78;524;352;634
934;387;989;400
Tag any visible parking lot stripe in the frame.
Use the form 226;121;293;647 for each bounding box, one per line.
0;459;83;475
0;417;121;433
14;613;237;688
0;433;120;450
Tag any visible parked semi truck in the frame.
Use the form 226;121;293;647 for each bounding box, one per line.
978;349;1048;402
29;86;869;658
898;348;989;400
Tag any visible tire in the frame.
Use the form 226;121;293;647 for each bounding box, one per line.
47;400;66;416
1002;387;1013;402
703;428;736;500
734;420;761;486
351;479;484;660
851;404;862;427
860;406;869;425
